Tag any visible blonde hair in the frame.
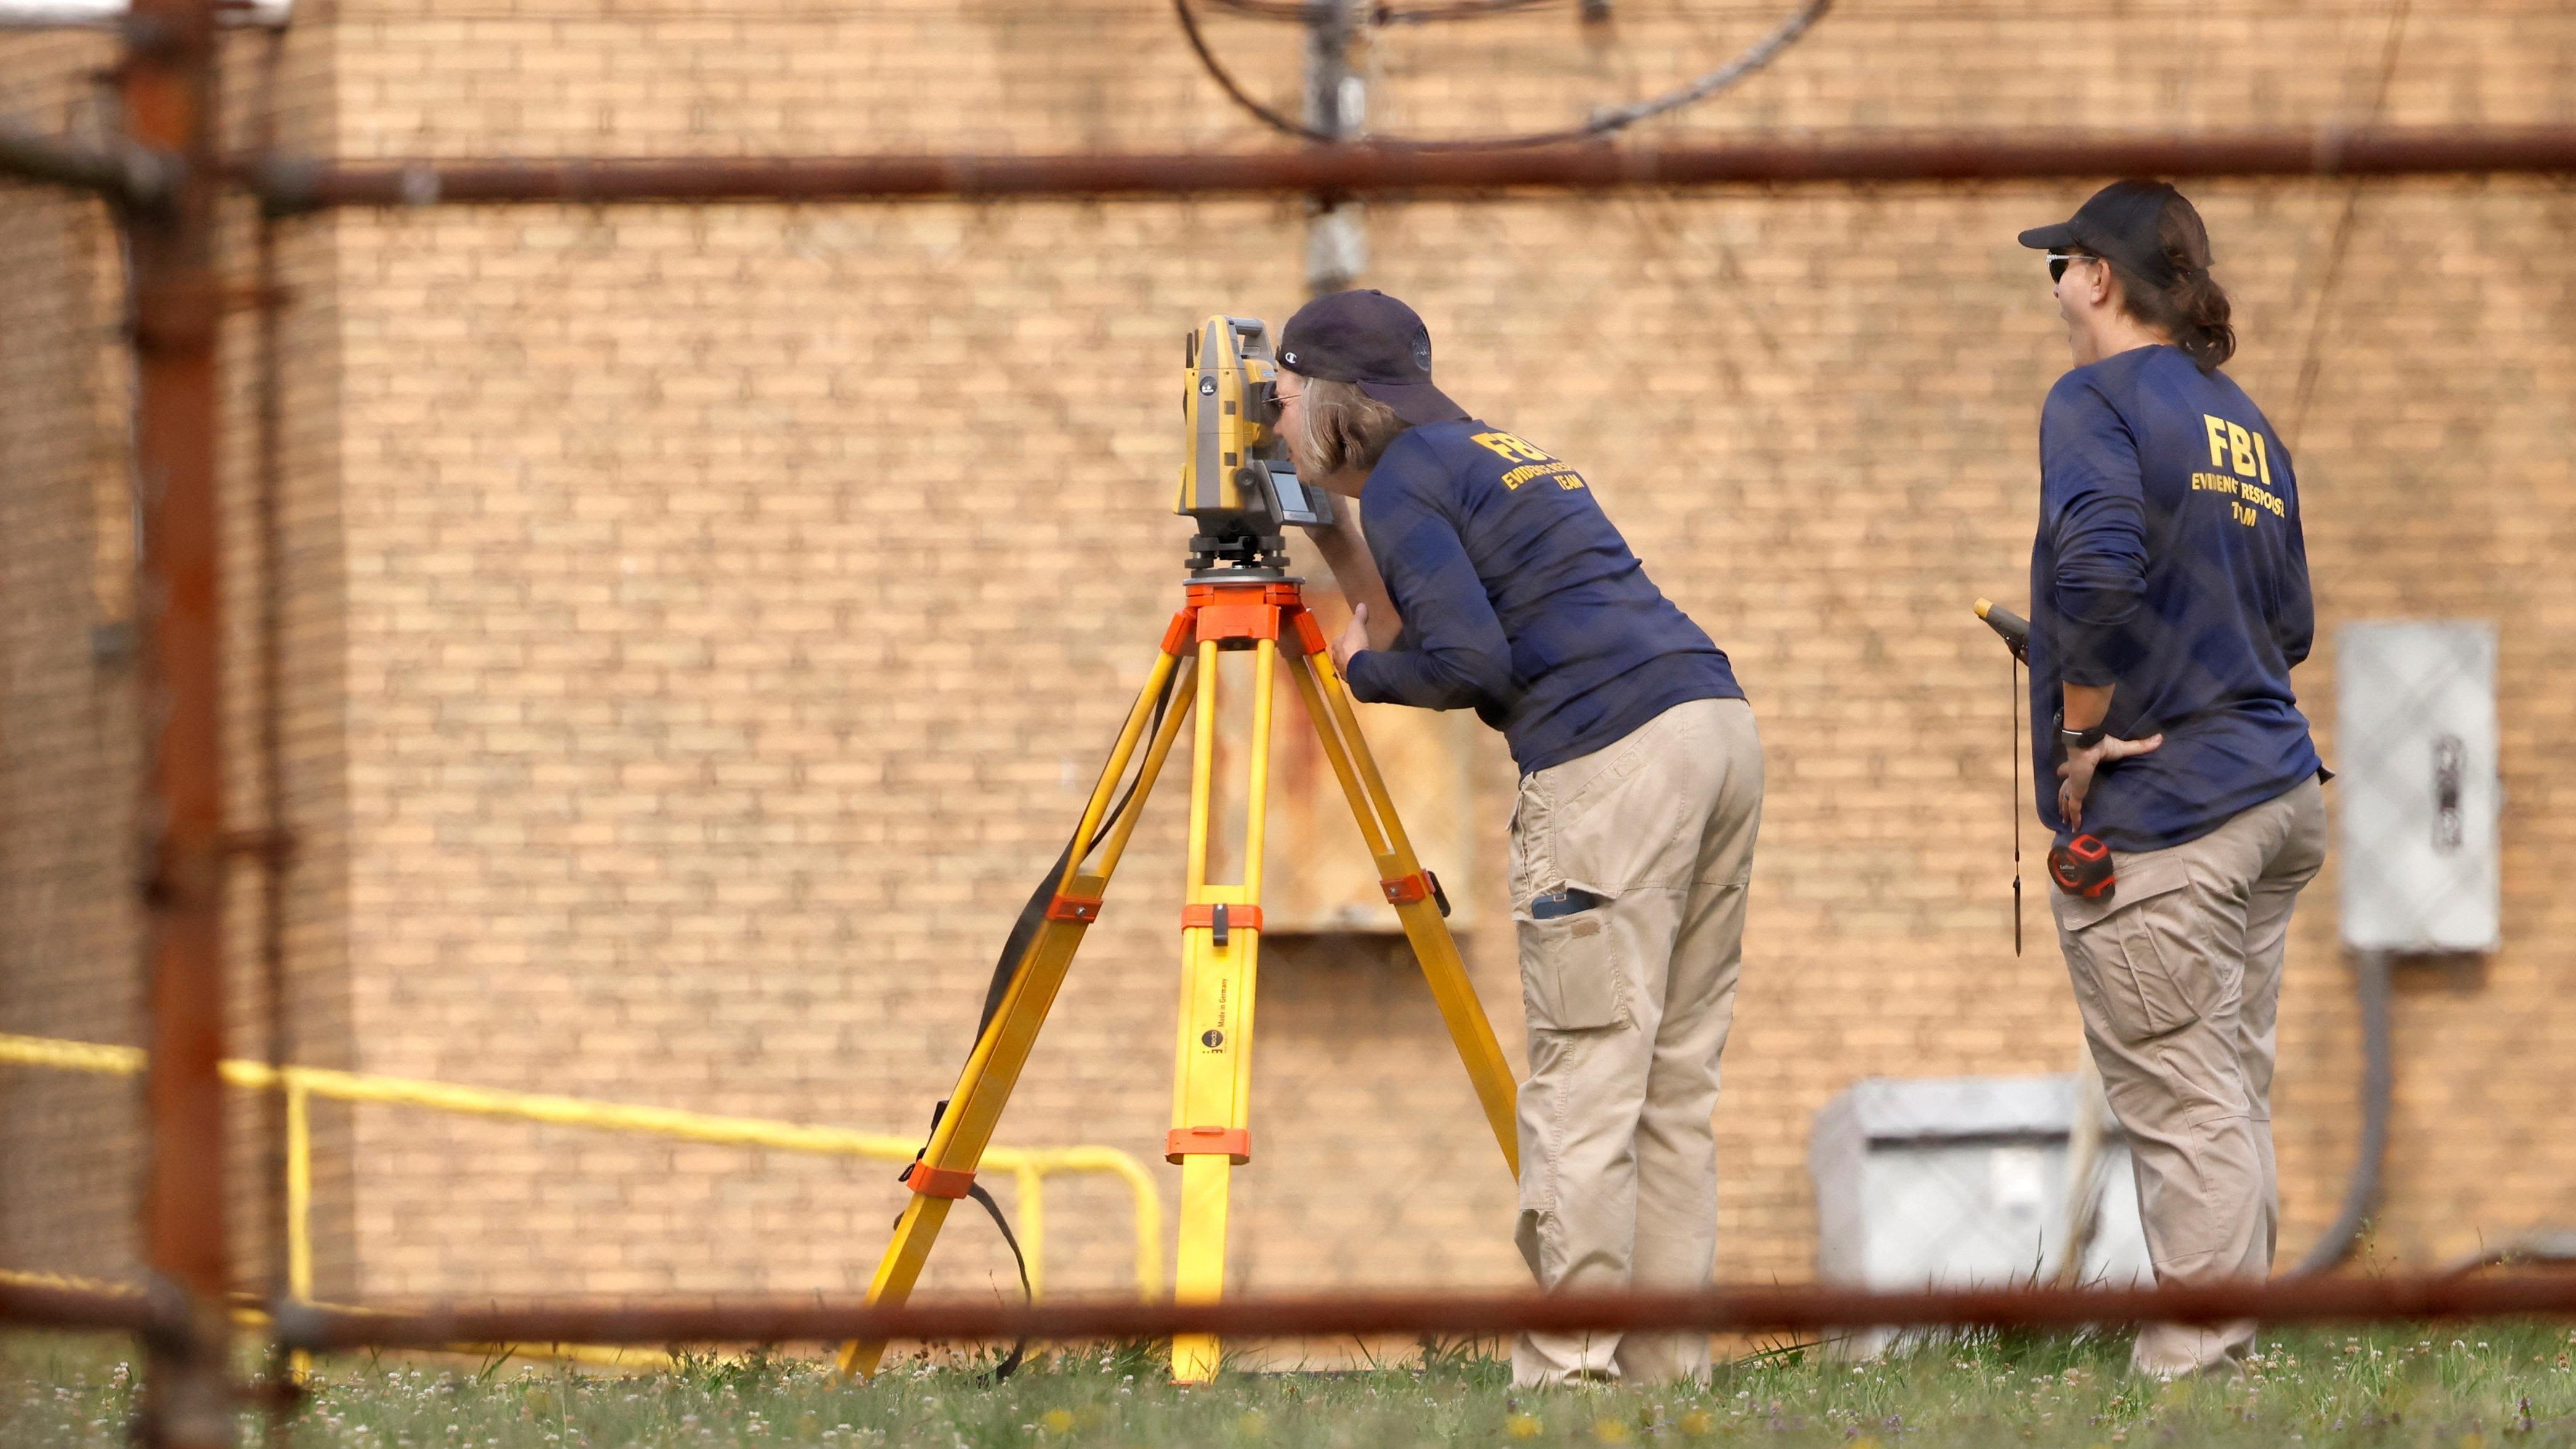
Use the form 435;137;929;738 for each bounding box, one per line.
1287;373;1411;476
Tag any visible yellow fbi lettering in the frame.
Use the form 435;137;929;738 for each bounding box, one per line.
1500;462;1587;491
2200;414;2272;485
1473;430;1553;464
2199;413;2280;527
1475;432;1589;491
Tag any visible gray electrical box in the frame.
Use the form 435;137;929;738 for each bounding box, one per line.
2337;621;2500;954
1811;1075;2151;1354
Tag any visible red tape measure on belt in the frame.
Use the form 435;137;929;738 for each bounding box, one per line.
2047;833;2117;900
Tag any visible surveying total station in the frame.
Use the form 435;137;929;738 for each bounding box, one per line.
840;317;1521;1384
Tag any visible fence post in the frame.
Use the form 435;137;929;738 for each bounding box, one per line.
121;0;232;1436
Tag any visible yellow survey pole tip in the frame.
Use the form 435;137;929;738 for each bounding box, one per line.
1974;597;1995;620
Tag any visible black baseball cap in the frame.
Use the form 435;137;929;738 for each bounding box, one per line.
1276;289;1468;427
2018;180;2188;286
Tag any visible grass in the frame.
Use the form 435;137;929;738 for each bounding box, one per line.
8;1322;2576;1447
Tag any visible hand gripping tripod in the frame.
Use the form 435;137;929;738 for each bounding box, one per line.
840;568;1521;1383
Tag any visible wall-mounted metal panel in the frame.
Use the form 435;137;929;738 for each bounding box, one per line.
2337;621;2500;955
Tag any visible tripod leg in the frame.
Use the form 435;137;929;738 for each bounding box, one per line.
839;642;1199;1378
1286;645;1521;1180
1167;635;1278;1383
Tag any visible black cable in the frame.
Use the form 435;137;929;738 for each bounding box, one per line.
1204;0;1563;25
1174;0;1832;150
2285;0;2412;446
2277;0;2412;1282
2010;650;2023;957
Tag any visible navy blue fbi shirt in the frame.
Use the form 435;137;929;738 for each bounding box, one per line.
2028;344;2323;852
1340;419;1742;775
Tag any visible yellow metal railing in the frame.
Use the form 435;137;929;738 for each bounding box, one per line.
0;1031;1163;1315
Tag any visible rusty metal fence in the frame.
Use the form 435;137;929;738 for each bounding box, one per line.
5;1;2576;1442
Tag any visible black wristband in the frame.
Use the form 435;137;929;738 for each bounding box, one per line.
2059;722;2107;753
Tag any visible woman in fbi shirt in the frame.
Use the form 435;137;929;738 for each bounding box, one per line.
2018;180;2326;1379
1277;288;1761;1389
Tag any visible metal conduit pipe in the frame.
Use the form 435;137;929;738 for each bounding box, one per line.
2295;950;2395;1276
2449;1232;2576;1276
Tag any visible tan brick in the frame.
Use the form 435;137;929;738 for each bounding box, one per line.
9;2;2576;1308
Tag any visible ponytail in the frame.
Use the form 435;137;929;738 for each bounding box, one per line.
2106;190;2236;373
2161;265;2236;373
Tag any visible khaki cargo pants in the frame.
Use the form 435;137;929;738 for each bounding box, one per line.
2050;777;2327;1379
1508;696;1764;1387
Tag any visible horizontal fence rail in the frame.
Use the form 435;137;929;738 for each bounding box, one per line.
268;1273;2576;1354
0;119;173;203
248;126;2576;211
0;1275;163;1336
16;1265;2576;1356
0;1267;681;1369
18;1273;2576;1357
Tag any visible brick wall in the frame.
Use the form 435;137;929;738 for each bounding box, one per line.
1;34;143;1282
1;27;353;1289
6;0;2573;1307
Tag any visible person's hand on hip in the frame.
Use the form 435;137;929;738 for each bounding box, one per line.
2058;732;2164;830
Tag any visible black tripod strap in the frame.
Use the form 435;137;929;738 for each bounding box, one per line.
979;839;1075;1039
893;1100;1032;1384
965;1180;1031;1382
975;660;1180;1038
893;661;1182;1386
917;833;1074;1384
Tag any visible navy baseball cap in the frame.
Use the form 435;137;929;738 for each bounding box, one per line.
2018;180;2188;287
1276;289;1468;427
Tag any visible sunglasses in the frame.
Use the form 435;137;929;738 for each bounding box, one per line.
2047;251;2096;283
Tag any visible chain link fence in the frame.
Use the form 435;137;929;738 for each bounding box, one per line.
4;0;2574;1363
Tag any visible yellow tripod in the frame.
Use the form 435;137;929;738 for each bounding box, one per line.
840;573;1521;1383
